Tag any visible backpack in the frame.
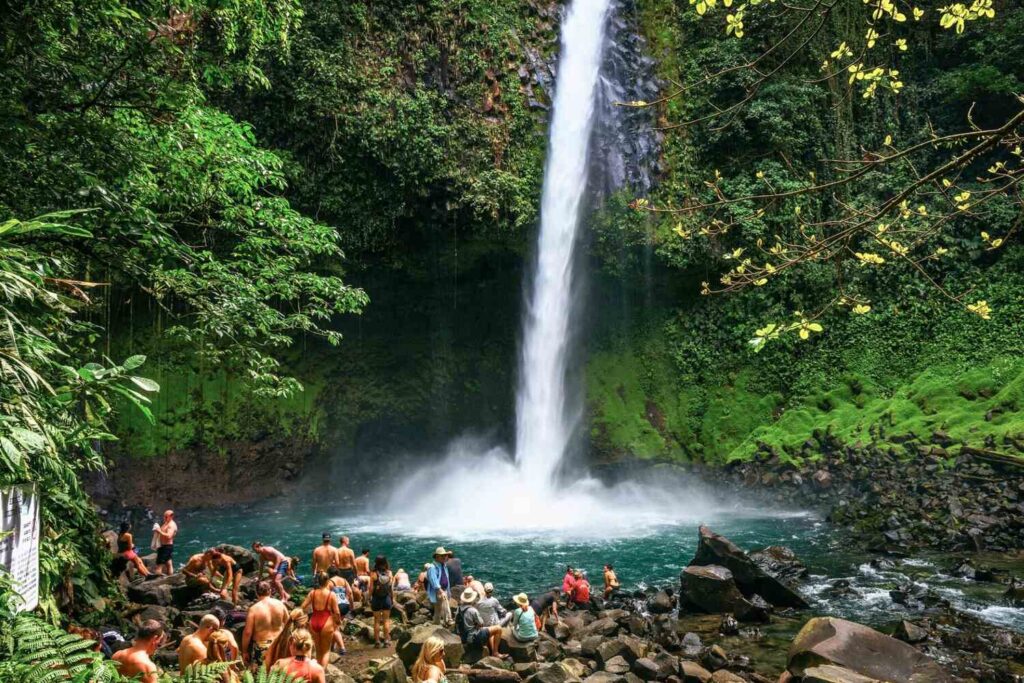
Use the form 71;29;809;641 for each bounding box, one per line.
455;606;473;643
373;571;392;598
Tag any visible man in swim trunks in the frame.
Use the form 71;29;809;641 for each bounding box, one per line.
336;536;357;584
155;510;177;575
113;620;164;683
252;541;291;602
182;552;214;591
312;533;337;576
178;614;219;670
207;549;244;605
354;548;371;593
242;581;289;671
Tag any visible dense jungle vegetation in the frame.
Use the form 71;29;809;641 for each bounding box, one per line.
0;0;1021;650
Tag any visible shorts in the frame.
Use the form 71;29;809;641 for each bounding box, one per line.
339;568;356;583
370;595;393;612
275;560;289;577
156;545;174;564
467;629;490;647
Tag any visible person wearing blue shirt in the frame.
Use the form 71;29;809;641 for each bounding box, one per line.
426;546;453;626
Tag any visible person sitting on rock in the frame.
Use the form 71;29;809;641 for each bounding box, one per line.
243;581;289;671
530;589;559;630
569;570;591;608
207;549;244;605
178;613;219;671
465;574;486;598
411;635;447;683
252;540;291;602
456;588;505;659
272;628;325;683
117;521;150;579
113;619;164;683
394;567;412;591
510;593;539;644
603;564;620;600
561;566;576;597
477;582;510;627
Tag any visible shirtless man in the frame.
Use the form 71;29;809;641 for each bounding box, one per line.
465;575;486;598
252;541;291;602
207;549;243;605
312;533;337;577
113;620;164;683
354;548;371;593
603;564;621;600
178;614;219;670
242;581;289;671
336;536;356;584
155;510;178;575
182;552;215;591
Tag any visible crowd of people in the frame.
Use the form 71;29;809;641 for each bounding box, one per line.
108;516;624;683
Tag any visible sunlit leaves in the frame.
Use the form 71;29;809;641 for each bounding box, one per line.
967;300;992;319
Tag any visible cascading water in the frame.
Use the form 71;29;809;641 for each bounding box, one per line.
514;0;613;491
385;0;730;537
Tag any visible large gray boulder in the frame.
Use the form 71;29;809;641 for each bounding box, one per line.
372;656;409;683
397;624;465;669
213;544;257;574
802;665;882;683
527;662;583;683
690;527;809;609
679;661;712;683
788;617;952;682
678;566;768;622
126;573;204;607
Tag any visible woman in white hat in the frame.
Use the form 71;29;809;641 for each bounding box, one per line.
510;593;539;643
456;587;505;658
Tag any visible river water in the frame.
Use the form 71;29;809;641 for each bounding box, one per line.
178;500;1024;633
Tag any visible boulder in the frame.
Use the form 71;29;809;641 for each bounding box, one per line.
504;633;538;664
475;657;514;671
561;659;587;679
802;665;881;683
585;618;619;637
126;604;181;628
537;637;562;661
596;639;633;667
584;673;626;683
581;636;604;659
646;591;674;615
604;656;632;675
749;546;808;586
632;654;676;681
126;573;204;607
892;620;928;644
678;566;768;622
372;656;408;683
326;665;357;683
397;625;465;669
690;527;809;609
788;617;952;682
527;662;582;683
679;661;712;683
709;672;744;683
680;633;702;659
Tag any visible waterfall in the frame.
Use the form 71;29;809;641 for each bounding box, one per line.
514;0;614;489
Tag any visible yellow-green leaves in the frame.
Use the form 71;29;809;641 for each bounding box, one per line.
954;190;971;210
980;231;1004;250
855;252;886;264
726;8;746;37
831;42;854;59
939;0;995;33
967;300;992;320
895;38;908;51
852;304;872;314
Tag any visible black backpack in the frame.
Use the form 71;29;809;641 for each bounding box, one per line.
455;606;473;643
373;571;392;598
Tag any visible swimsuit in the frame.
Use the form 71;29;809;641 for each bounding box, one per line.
156;544;174;564
117;537;138;561
248;640;271;668
285;656;315;682
333;585;351;615
309;592;333;633
275;560;290;578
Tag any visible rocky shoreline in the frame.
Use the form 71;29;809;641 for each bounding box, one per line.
104;525;1024;683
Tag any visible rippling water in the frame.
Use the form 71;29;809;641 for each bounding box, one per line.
178;500;1023;633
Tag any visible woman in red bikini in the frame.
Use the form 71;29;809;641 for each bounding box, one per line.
272;629;325;683
300;571;340;669
117;521;150;578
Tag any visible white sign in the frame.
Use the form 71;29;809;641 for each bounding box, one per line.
1;486;40;612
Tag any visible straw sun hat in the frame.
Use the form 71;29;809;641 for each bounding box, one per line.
513;593;530;608
460;588;480;605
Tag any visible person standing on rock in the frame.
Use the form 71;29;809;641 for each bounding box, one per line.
355;547;371;594
252;541;291;602
312;533;337;578
301;571;340;669
446;550;464;590
603;564;620;600
207;549;243;605
113;619;164;683
178;614;219;671
327;569;352;655
456;587;505;659
476;582;510;627
242;581;289;671
155;510;177;575
510;594;539;644
427;546;453;626
369;554;394;647
272;628;325;683
336;536;357;587
411;635;448;683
